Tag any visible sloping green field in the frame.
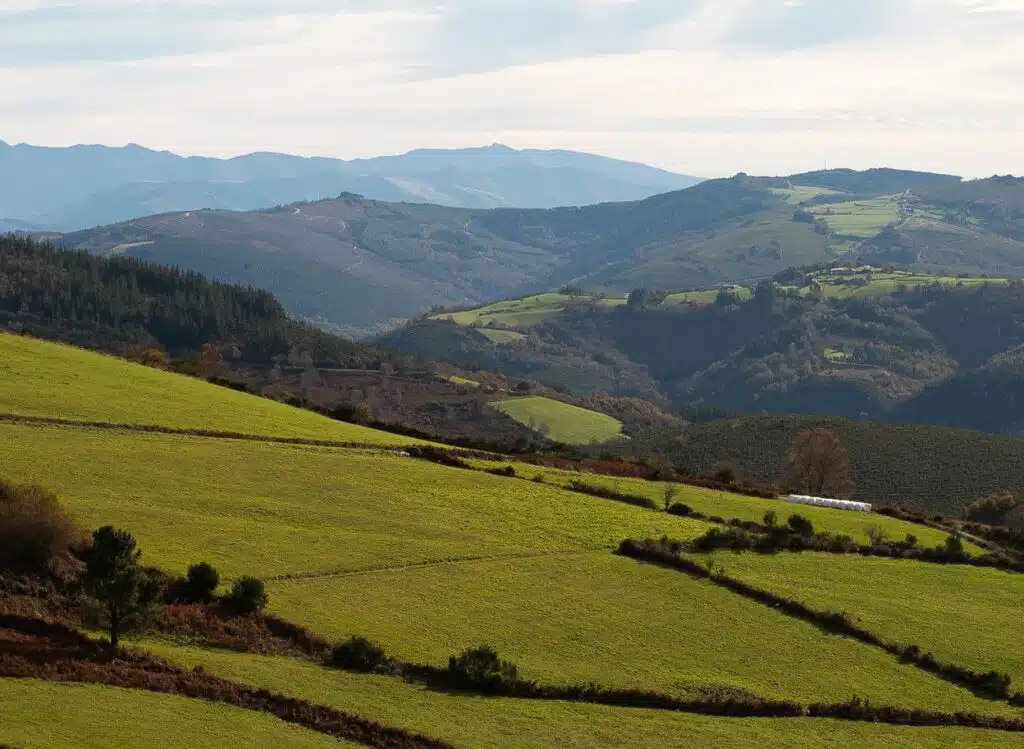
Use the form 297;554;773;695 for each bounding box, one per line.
0;332;422;445
479;461;969;548
0;422;702;579
491;396;625;444
433;293;625;329
477;328;527;344
3;333;1021;746
267;553;1014;715
807;197;903;238
0;680;349;749
703;553;1024;685
144;643;1024;749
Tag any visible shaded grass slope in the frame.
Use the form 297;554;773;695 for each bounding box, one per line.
144;643;1024;749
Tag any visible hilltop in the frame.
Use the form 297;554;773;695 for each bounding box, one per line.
0;139;700;231
63;167;1024;334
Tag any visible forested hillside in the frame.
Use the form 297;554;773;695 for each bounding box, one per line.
0;234;378;367
614;413;1024;515
64;168;1024;334
383;269;1024;434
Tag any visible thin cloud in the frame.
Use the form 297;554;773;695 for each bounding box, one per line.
0;0;1020;177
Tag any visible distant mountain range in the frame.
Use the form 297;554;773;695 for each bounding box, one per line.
62;168;1024;336
0;140;701;231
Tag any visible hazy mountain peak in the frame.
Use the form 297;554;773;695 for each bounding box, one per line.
0;139;701;230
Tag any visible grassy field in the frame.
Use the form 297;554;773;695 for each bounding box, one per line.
771;186;844;204
0;332;423;445
807;197;904;238
434;294;574;327
476;328;527;344
702;552;1024;685
5;334;1017;737
801;270;1010;300
266;553;1013;715
433;293;625;329
0;422;704;579
143;642;1024;749
490;396;624;444
0;679;348;749
473;461;971;549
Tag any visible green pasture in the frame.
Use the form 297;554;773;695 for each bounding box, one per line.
0;679;348;749
802;270;1010;300
771;186;845;204
433;294;572;327
0;332;423;445
702;552;1024;686
477;328;527;344
472;461;973;549
0;422;703;580
807;197;904;238
266;553;1012;715
490;396;625;444
144;643;1024;749
433;293;625;329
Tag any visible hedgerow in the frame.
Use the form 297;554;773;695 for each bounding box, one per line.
617;539;1022;704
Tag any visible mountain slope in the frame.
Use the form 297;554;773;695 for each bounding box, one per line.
62;168;1024;334
64;177;776;335
380;271;1024;434
0;139;700;229
0;233;378;365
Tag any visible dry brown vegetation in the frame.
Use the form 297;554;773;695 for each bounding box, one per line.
0;480;83;573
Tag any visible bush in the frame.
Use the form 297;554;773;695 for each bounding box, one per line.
865;525;889;546
447;645;519;690
942;532;966;559
226;576;268;615
486;465;517;478
708;461;738;484
0;480;83;572
667;503;693;517
763;510;778;528
329;636;392;673
966;491;1022;526
185;562;220;603
406;446;472;469
787;514;815;537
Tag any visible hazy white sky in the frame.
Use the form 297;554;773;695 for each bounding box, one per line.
1;0;1022;177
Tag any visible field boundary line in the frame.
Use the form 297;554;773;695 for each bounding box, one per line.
618;540;1023;708
266;548;601;583
0;412;414;451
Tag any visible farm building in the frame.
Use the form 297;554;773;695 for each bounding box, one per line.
786;494;872;512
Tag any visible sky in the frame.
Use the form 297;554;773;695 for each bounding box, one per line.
0;0;1022;178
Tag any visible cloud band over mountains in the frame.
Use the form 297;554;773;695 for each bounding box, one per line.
1;0;1021;176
